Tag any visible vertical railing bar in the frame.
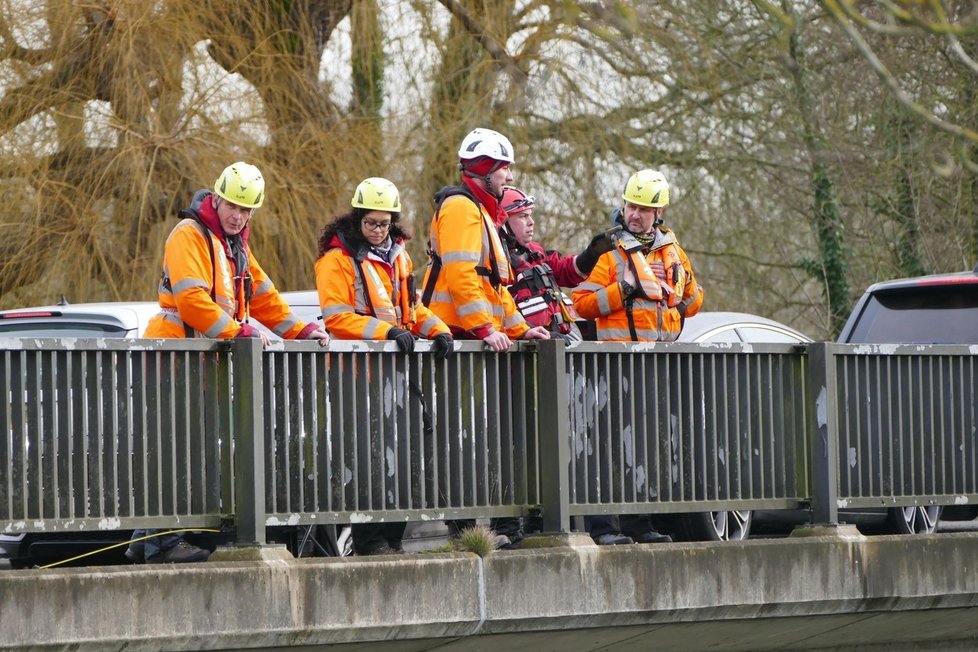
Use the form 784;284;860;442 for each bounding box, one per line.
808;342;839;524
26;350;42;520
733;353;744;506
131;351;146;518
231;337;266;545
0;351;10;521
715;353;726;502
538;340;569;533
24;349;35;520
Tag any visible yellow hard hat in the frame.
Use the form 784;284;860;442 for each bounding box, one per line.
351;177;401;212
214;162;265;208
622;169;669;208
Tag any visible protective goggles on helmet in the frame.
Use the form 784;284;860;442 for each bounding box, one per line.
503;195;535;215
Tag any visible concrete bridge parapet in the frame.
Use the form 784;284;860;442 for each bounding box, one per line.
2;532;977;651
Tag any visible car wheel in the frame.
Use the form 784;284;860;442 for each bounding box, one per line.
676;510;752;542
884;505;941;534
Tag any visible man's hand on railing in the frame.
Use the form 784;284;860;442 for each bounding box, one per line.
482;330;511;352
520;326;551;340
236;322;272;349
297;323;331;347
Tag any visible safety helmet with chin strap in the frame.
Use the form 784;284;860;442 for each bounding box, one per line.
622;169;669;208
458;128;515;180
214;161;265;208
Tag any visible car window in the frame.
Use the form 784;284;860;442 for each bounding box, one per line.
0;323;130;337
846;286;978;344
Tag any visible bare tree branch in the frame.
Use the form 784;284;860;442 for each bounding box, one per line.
436;0;528;84
822;0;978;144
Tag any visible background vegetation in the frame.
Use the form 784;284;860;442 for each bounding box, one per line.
1;0;976;339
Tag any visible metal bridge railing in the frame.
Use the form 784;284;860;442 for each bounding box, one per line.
258;340;542;530
562;342;812;518
2;337;977;544
0;338;229;532
811;342;978;518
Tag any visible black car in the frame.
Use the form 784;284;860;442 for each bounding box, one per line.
835;264;978;534
838;266;978;345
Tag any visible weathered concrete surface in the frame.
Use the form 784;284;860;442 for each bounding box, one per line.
2;533;977;651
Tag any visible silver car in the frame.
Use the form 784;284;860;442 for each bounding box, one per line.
665;312;812;542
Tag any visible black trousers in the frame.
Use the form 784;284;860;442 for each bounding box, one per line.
351;522;406;554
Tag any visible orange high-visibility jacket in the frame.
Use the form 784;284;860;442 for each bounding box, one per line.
146;218;308;339
421;194;528;339
315;237;449;340
572;227;704;342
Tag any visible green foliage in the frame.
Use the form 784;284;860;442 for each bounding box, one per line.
451;525;501;557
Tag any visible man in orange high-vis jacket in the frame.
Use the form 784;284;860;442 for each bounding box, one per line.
146;162;328;344
573;169;703;547
573;169;703;343
421;128;551;548
129;161;329;564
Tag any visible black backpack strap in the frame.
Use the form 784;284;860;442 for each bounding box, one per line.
422;185;481;305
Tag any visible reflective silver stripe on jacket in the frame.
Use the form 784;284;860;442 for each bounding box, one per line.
456;298;493;318
204;311;233;338
253;278;273;297
272;313;299;336
416;316;441;338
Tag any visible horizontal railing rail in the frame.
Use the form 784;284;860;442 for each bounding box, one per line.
2;337;976;543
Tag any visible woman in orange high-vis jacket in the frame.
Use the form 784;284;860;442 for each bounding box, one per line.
130;162;329;566
314;177;453;556
314;177;453;351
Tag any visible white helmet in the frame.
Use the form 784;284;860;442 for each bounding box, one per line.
457;128;515;164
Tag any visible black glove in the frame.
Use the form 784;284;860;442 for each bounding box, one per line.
432;333;454;360
386;327;415;353
576;232;616;276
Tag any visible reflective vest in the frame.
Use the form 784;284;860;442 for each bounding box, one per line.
571;227;704;342
421;189;527;339
316;236;449;340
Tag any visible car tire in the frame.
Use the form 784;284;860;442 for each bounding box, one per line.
884;505;941;535
675;510;752;542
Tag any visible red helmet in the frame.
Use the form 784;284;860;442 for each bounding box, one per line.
501;186;535;216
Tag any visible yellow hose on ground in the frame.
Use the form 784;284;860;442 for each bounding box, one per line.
38;528;222;569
